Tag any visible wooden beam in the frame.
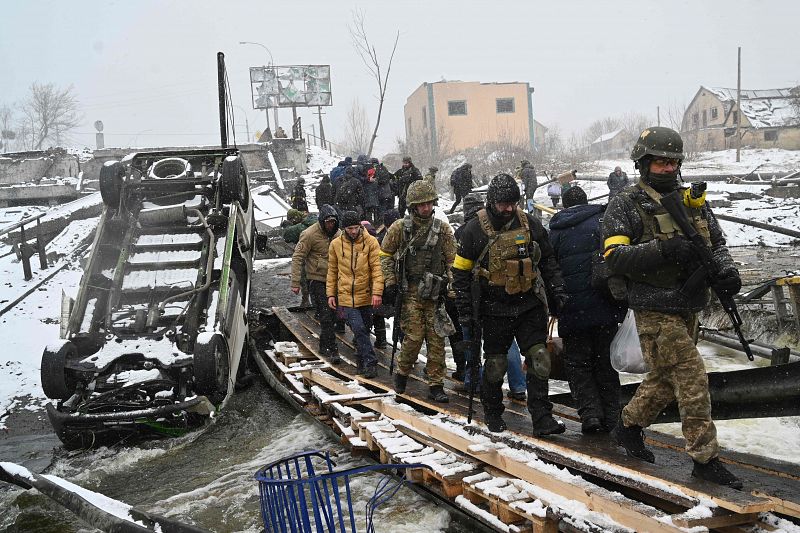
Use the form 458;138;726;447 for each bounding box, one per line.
308;379;678;533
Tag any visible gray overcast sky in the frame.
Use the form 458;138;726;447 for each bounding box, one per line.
2;0;799;157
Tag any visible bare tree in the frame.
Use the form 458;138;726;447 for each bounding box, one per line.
396;122;454;168
618;112;653;139
340;98;372;156
20;82;81;150
349;8;399;157
0;105;16;153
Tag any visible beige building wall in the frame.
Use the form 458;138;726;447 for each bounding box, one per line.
404;81;535;155
682;89;729;151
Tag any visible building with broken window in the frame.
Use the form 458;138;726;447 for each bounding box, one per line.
681;86;800;151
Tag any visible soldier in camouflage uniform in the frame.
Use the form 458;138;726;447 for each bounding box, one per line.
602;126;743;490
380;180;456;403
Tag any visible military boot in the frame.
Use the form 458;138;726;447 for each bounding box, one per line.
373;329;387;349
691;458;743;490
532;414;565;437
363;365;378;379
485;413;507;433
451;365;466;383
581;417;604;434
394;373;408;394
612;415;655;463
428;385;449;403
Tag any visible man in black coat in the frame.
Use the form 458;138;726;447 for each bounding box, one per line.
335;167;364;218
315;174;334;210
448;163;474;213
548;186;626;433
394;156;422;216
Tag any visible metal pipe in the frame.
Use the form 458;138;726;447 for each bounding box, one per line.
700;329;800;362
550;360;800;422
713;212;800;239
217;52;227;148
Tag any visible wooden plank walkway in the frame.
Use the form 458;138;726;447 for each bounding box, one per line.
254;306;800;532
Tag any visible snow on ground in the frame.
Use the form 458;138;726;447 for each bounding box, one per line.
0;216;97;428
593;147;800;177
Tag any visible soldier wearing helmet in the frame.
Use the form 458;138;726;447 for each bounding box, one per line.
380;180;456;403
452;174;567;435
602;127;743;490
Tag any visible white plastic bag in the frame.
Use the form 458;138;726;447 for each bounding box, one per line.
610;310;649;374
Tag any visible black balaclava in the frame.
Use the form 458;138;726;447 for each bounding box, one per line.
639;156;681;193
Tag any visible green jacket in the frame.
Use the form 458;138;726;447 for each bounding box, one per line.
282;214;318;244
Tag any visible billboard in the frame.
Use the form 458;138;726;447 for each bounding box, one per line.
249;65;332;109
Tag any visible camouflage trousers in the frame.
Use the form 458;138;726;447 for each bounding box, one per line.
396;292;446;386
622;309;718;463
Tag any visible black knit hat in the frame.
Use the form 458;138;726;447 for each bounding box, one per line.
341;210;361;228
562;186;588;208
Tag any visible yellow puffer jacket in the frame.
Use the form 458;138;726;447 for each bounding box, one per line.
326;230;384;308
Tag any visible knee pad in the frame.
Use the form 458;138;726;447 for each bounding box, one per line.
524;343;551;380
483;353;508;384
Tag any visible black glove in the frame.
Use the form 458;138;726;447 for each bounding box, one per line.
660;236;697;265
383;284;398;307
713;268;742;297
550;289;569;317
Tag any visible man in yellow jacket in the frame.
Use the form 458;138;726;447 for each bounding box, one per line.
327;210;384;378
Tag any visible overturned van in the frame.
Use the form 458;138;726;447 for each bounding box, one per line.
42;148;255;448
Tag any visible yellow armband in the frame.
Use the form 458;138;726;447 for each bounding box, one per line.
452;255;474;271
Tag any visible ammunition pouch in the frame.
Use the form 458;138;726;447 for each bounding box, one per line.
417;272;446;301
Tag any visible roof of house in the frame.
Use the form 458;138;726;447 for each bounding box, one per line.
591;128;624;144
704;86;800;128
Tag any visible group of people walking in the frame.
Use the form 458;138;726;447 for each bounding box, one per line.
286;126;744;491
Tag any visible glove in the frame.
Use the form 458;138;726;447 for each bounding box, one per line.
383;284;398;307
713;268;742;296
550;289;569;317
660;236;697;265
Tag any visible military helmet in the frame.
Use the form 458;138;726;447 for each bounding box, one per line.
406;180;437;207
520;159;531;167
429;166;438;173
486;173;520;205
630;127;685;162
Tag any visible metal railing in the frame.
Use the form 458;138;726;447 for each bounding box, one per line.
305;132;343;156
0;212;49;280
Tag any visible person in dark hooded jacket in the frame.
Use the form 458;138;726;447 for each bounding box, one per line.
548;186;627;433
316;174;334;209
448;163;474;214
335;167;364;218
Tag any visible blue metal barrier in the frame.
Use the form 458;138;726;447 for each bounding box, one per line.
255;450;427;533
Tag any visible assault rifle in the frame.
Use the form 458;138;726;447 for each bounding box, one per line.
660;188;755;361
389;260;406;375
464;275;483;424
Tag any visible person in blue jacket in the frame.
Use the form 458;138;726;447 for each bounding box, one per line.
548;186;627;433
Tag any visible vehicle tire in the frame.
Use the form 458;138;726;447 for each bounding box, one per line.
99;161;125;208
220;156;244;204
193;333;229;404
41;341;78;400
148;157;190;179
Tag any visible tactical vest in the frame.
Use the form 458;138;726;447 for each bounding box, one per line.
625;181;712;288
476;208;541;295
401;216;446;283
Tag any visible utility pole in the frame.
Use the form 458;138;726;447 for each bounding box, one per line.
313;105;327;149
736;46;742;162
